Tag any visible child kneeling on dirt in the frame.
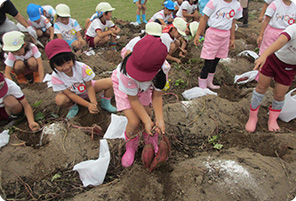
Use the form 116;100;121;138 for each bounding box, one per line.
85;2;120;50
0;72;40;131
246;24;296;133
54;4;86;52
45;39;117;119
27;3;54;44
148;0;175;28
111;35;167;167
3;31;44;84
161;17;187;64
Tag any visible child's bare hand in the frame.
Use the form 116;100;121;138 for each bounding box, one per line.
88;103;99;114
179;52;185;58
229;39;235;49
145;121;154;136
257;36;263;46
29;121;40;132
194;35;200;46
155;120;165;135
175;58;181;64
254;56;266;71
258;17;263;23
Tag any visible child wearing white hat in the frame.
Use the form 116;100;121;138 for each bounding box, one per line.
54;3;86;52
2;31;44;84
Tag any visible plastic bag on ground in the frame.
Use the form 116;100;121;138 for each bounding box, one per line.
103;114;127;139
279;88;296;122
43;73;52;88
237;50;259;60
73;139;110;187
234;70;259;84
0;130;10;149
182;87;217;100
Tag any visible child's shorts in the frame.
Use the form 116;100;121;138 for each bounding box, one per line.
65;39;78;47
86;35;95;48
259;25;283;55
0;107;9;121
201;27;230;60
111;69;152;111
133;0;145;4
260;53;296;86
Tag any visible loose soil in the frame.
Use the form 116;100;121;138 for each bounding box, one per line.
1;1;296;200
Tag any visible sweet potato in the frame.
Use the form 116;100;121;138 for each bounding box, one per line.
141;143;155;169
149;140;169;172
237;77;249;82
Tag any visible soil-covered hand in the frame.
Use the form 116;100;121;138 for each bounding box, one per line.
29;121;40;132
194;35;200;46
155;120;165;135
88;103;99;114
144;120;154;136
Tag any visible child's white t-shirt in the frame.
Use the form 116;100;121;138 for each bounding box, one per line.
265;0;274;4
275;23;296;65
54;18;81;41
0;78;24;108
160;32;175;52
265;0;296;29
116;64;161;96
149;10;173;23
28;15;52;30
176;1;196;17
51;61;95;95
203;0;242;30
4;44;41;68
126;36;141;51
86;18;115;38
42;5;56;18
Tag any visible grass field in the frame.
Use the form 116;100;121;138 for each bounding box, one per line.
12;0;164;28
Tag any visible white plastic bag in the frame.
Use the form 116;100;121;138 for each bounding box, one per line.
103;114;127;139
0;130;10;149
234;70;259;84
279;88;296;122
73;139;110;187
237;50;259;60
182;87;217;100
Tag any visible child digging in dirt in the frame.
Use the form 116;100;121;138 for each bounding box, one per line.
26;3;54;44
148;0;175;28
161;17;187;64
193;0;242;89
45;39;117;119
54;4;86;53
3;31;44;84
257;0;296;55
0;72;40;131
246;23;296;133
85;2;120;50
111;35;167;167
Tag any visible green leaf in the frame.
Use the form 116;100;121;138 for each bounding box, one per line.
51;174;61;182
208;135;218;143
214;143;223;150
35;112;45;121
50;113;59;118
32;100;43;108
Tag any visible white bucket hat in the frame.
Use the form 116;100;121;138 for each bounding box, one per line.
173;17;187;37
56;4;71;17
145;22;162;37
189;21;199;37
2;31;25;52
96;2;115;13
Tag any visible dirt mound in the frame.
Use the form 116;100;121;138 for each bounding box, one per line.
1;1;296;200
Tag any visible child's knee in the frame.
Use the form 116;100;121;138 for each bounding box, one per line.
128;118;141;130
55;94;71;106
27;57;38;68
13;60;25;73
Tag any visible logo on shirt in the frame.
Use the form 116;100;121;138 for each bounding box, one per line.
215;9;235;19
69;83;86;93
71;29;77;35
85;67;93;75
275;13;295;25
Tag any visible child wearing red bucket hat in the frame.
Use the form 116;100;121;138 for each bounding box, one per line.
45;39;117;119
111;35;168;167
3;31;44;84
0;72;40;131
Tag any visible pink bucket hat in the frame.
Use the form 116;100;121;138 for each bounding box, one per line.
126;35;167;82
45;39;72;59
0;73;8;98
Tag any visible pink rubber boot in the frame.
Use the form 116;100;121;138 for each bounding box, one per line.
143;132;159;154
121;132;139;167
268;106;281;132
245;105;260;132
198;77;207;89
207;73;220;89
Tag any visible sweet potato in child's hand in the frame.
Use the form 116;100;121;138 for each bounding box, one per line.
149;140;169;172
142;143;155;169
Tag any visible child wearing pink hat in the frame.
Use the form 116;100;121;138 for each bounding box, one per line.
194;0;242;89
111;35;168;167
257;0;296;55
246;23;296;132
0;72;39;131
45;39;117;119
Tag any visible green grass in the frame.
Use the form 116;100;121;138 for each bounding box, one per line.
12;0;164;28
